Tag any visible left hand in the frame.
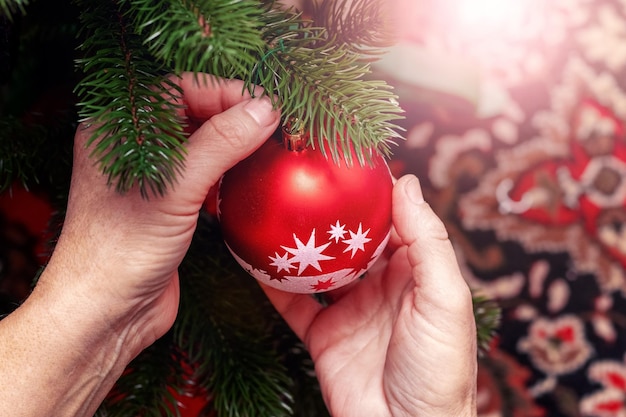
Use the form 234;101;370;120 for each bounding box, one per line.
45;73;281;355
0;73;280;417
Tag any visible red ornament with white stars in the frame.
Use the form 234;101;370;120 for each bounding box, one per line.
217;127;393;294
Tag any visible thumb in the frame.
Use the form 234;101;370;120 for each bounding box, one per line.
182;96;281;197
388;174;477;414
392;174;471;309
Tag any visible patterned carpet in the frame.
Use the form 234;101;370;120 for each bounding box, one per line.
381;1;626;415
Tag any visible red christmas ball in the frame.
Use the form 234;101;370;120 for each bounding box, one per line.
217;129;393;294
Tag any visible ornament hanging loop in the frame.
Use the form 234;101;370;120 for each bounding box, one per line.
252;39;286;93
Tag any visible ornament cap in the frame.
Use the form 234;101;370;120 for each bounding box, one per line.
282;119;307;152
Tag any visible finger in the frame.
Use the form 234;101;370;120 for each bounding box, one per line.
172;73;265;121
385;175;403;253
176;95;281;206
259;284;324;342
388;175;477;413
392;175;472;311
384;223;402;256
190;95;279;182
70;73;251;196
176;72;281;187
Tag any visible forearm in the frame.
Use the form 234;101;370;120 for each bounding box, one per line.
0;268;135;416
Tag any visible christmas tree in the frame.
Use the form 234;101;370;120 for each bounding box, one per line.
0;0;500;416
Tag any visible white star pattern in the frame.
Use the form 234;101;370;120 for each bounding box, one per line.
281;229;335;275
343;223;372;258
226;217;391;293
225;242;272;282
268;252;295;273
327;220;347;243
283;268;357;292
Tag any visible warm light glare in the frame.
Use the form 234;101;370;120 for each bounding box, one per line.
455;0;528;32
291;168;320;196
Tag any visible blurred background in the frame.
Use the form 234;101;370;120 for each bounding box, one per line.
376;1;626;416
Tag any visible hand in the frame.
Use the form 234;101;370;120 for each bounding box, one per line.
49;73;280;353
262;175;477;417
0;73;280;417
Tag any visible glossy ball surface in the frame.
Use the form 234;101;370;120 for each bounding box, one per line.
217;135;393;293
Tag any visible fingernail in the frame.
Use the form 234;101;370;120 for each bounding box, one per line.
405;175;425;205
244;96;276;126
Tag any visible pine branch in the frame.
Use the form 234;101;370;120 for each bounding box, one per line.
311;0;393;54
131;0;266;78
0;117;44;190
0;110;75;193
275;46;402;165
472;293;501;356
0;0;77;192
249;6;404;165
74;0;187;198
175;215;296;417
96;334;186;417
71;0;403;194
272;319;329;417
0;0;28;20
